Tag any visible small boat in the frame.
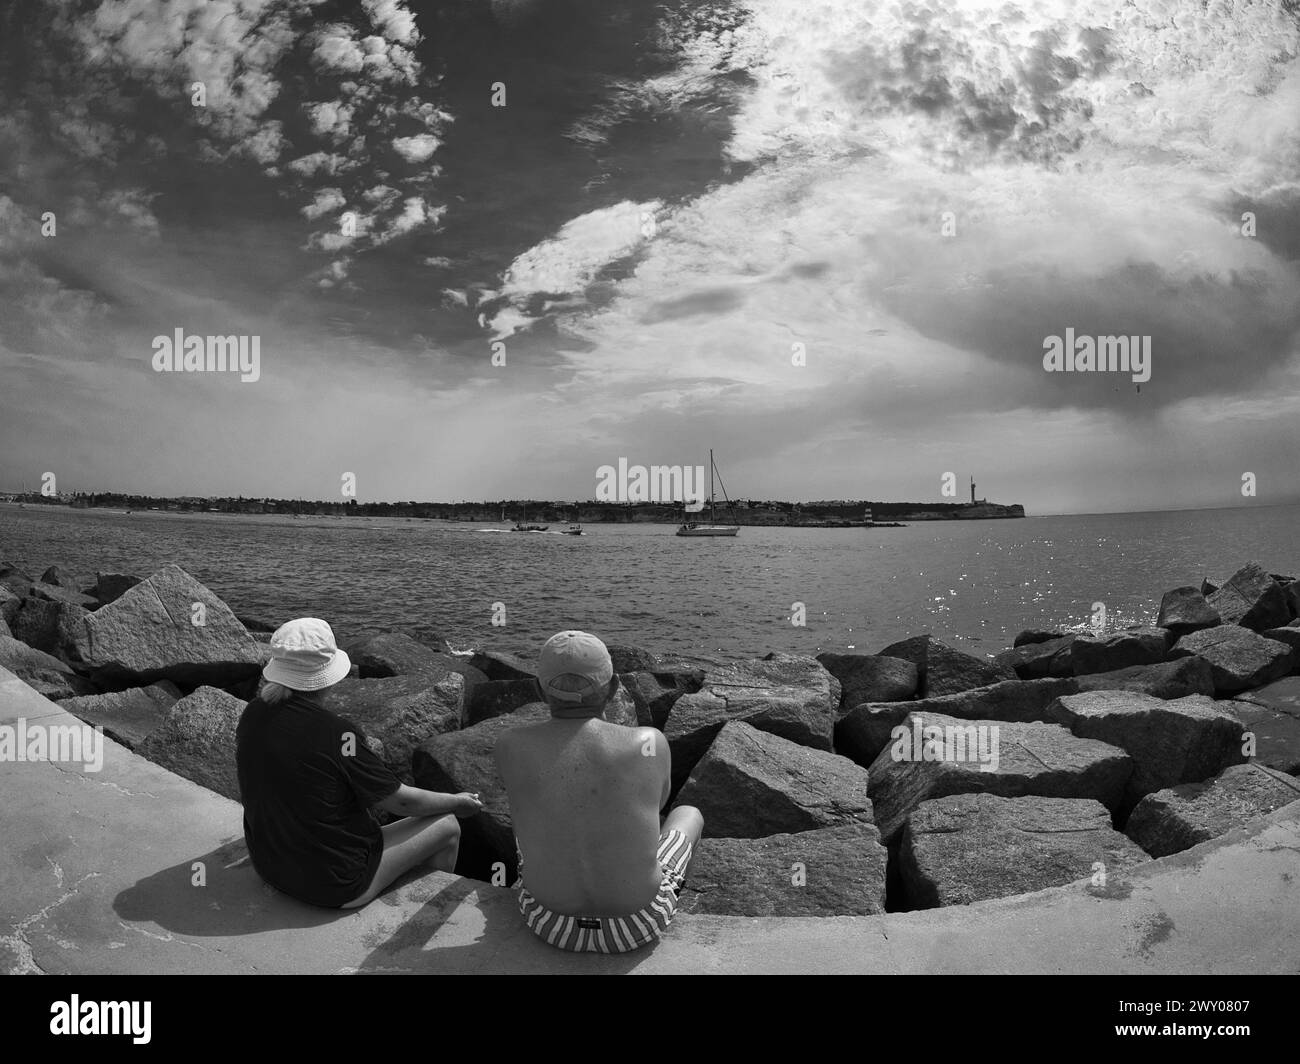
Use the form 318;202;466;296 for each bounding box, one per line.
562;524;585;535
677;449;740;537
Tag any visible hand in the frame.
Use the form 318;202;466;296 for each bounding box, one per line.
455;792;484;817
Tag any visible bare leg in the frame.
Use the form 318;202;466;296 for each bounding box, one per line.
661;804;704;878
341;814;461;909
662;804;704;846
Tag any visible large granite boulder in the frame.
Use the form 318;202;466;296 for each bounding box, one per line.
0;585;19;627
674;721;873;838
677;823;888;917
11;596;59;650
0;563;35;596
1167;625;1295;694
899;793;1149;909
877;635;1014;696
9;597;90;660
1045;691;1247;810
993;634;1077;679
605;644;659;674
835;677;1080;767
464;678;542;727
1207;562;1292;631
1260;626;1300;661
604;683;640;729
1156;587;1221;635
619;671;695;729
663;655;839;790
411;704;549;881
58;682;181;749
31;581;97;610
1125;763;1300;857
867;713;1133;843
324;669;466;780
815;652;918;708
838;660;1221;769
344;631;457;679
92;572;143;607
39;565;79;588
0;635;96;699
1283;580;1300;620
1068;627;1171;676
1074;656;1216;700
1231;676;1300;775
139;686;247;801
72;565;263;687
468;649;536;682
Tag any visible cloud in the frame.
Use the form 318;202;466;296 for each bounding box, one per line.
480;199;662;335
364;0;419;45
308;100;354;139
312;25;367;74
392;134;440;163
302;187;347;220
502;0;1300;429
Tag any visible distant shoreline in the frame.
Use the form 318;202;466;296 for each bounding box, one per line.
0;497;1026;526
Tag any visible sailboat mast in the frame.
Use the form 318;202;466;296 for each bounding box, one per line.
709;449;716;523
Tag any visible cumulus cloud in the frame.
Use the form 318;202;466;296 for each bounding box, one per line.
302;187;347;220
308;101;354;139
364;0;420;45
312;25;367;74
287;151;348;176
392;134;440;163
515;0;1300;429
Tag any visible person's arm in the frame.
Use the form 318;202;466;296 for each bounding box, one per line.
648;729;671;810
375;784;482;818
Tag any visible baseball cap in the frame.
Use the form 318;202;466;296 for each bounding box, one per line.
537;630;614;704
262;617;352;691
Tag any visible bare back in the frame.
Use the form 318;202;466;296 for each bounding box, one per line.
496;715;669;916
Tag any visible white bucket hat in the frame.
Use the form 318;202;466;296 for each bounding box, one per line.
262;618;351;691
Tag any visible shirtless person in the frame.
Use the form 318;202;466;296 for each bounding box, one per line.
494;630;703;953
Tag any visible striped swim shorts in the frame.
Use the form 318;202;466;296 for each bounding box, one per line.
516;829;694;954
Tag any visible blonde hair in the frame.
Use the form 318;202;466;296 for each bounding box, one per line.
258;680;296;704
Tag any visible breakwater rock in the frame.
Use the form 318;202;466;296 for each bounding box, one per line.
3;556;1297;915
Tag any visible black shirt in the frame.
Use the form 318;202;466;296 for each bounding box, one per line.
235;693;400;908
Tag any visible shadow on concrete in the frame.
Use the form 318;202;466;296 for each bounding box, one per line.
351;874;655;974
111;834;661;971
113;836;354;934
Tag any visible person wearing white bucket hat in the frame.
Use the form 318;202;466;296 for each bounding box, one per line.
236;618;483;909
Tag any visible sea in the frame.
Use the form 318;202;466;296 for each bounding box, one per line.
1;502;1296;662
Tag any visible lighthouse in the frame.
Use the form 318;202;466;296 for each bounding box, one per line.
970;477;976;505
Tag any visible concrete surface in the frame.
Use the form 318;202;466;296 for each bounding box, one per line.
2;665;1299;974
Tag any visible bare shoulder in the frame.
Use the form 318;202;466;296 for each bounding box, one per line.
614;724;669;761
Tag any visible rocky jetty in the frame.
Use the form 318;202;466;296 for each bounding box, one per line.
1;555;1296;916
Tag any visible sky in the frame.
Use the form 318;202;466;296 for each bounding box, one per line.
0;0;1298;515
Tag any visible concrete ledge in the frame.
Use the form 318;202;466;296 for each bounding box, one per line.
3;665;1299;974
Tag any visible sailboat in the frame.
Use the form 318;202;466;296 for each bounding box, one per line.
676;450;739;537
